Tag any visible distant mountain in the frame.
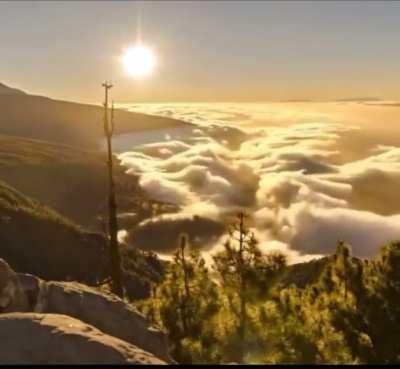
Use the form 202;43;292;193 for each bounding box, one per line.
0;83;190;148
0;82;26;95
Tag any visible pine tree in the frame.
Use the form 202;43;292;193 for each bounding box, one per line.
146;234;220;363
213;212;260;363
363;241;400;363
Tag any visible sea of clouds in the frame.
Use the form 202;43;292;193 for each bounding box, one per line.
115;102;400;263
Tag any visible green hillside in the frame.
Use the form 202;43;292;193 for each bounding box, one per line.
0;178;165;299
0;134;163;229
0;179;106;283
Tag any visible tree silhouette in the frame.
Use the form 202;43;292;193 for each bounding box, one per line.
102;82;123;297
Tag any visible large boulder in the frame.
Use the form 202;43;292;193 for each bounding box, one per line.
16;272;171;362
0;313;165;364
36;280;170;361
0;259;171;363
0;259;28;312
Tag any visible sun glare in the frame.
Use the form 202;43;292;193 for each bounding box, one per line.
122;45;156;78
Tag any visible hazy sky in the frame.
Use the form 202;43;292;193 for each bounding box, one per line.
1;1;400;103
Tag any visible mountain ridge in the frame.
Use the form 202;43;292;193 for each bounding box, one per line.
0;82;26;95
0;82;191;148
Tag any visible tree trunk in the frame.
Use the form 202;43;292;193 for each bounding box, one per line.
103;82;123;298
237;212;246;363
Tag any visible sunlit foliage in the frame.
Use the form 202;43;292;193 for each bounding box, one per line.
136;220;400;364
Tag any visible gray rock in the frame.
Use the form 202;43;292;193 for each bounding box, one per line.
0;259;28;312
36;280;170;362
1;259;171;363
17;273;40;309
0;312;166;364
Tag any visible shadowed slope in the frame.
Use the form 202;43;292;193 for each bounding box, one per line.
0;179;108;283
0;83;190;148
0;134;162;228
0;83;26;95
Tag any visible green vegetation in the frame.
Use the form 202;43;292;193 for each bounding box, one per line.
0;134;133;228
0;178;106;283
0;178;164;301
0;179;83;232
138;234;220;363
136;213;400;364
0;134;170;229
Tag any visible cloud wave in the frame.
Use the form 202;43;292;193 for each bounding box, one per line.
116;103;400;262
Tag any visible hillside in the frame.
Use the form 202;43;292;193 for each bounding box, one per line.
0;83;190;148
0;82;25;95
0;179;107;283
0;82;188;233
0;134;170;229
0;133;122;227
0;178;164;298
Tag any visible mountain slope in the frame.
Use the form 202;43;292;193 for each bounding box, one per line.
0;179;108;283
0;134;164;228
0;83;190;148
0;134;121;227
0;82;26;95
0;177;166;300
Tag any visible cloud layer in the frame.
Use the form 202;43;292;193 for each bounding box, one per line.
116;102;400;262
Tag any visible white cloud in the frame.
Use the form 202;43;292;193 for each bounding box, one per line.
116;103;400;261
288;205;400;258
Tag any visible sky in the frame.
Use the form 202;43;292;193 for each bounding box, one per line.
1;1;400;103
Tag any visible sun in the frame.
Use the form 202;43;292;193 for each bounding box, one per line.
122;45;156;78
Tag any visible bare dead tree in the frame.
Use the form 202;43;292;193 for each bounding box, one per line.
102;82;123;297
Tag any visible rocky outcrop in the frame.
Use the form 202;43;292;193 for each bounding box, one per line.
0;313;166;364
0;259;28;312
35;280;170;361
0;259;171;363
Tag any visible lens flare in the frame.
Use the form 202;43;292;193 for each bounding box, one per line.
122;45;156;78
